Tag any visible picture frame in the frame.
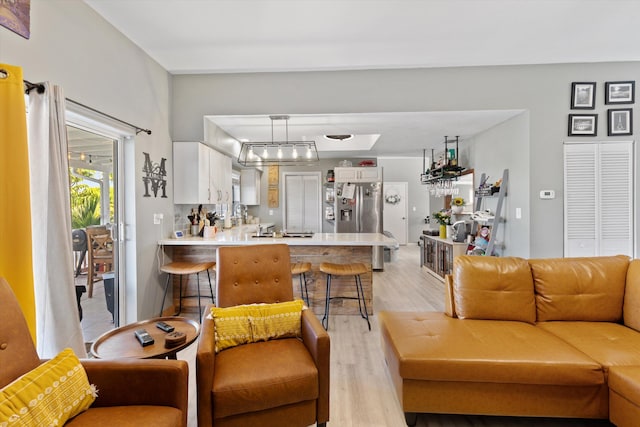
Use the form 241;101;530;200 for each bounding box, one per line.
605;81;635;104
607;108;633;136
568;114;598;136
0;0;30;39
571;82;596;109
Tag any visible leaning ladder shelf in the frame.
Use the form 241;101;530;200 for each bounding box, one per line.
473;168;508;256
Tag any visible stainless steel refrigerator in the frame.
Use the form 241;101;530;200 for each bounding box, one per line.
334;181;384;270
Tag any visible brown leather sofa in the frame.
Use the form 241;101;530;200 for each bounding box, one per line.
380;255;640;426
197;244;330;427
0;277;189;427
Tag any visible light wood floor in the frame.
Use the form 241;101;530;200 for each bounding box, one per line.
179;244;613;427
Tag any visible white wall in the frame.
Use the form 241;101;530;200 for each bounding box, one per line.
1;0;173;321
172;63;640;258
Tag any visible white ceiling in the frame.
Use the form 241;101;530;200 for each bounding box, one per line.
84;0;640;158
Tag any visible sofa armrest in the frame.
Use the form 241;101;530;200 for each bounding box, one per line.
81;358;188;420
444;274;456;318
301;308;330;423
196;304;216;427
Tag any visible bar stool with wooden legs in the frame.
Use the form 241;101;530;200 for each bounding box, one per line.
159;261;216;317
319;262;371;331
291;261;311;306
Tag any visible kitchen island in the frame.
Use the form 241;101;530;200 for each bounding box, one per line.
158;227;396;317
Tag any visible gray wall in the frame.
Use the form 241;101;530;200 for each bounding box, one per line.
1;0;173;321
173;63;640;258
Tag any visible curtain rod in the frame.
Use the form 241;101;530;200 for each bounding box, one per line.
23;79;152;135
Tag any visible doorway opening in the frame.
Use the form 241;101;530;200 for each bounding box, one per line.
67;125;119;342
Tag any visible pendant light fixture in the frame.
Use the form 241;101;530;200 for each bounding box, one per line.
238;115;319;166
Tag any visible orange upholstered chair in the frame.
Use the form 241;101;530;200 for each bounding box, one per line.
196;244;330;427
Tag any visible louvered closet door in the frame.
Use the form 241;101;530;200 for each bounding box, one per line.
564;142;634;257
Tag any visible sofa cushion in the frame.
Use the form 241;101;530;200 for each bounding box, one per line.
531;255;629;322
452;256;536;323
212;338;318;419
379;311;604;386
624;259;640;332
65;405;182;427
0;348;96;426
537;322;640;377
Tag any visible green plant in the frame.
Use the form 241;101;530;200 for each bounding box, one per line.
433;211;451;226
452;197;465;206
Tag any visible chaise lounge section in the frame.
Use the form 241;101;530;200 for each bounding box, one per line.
380;255;640;426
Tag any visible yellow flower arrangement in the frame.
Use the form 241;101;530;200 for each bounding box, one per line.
452;197;465;206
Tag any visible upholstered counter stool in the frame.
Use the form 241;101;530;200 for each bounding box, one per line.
291;261;311;306
319;262;370;331
159;261;216;316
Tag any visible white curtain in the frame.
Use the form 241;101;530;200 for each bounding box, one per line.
28;83;86;358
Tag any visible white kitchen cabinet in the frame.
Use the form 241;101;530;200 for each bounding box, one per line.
334;166;382;182
209;148;232;204
173;141;232;205
240;168;262;205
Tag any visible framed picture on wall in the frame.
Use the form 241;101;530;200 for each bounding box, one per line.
568;114;598;136
605;81;635;104
608;108;633;136
571;82;596;109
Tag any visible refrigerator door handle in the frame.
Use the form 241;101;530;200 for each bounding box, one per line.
357;185;363;232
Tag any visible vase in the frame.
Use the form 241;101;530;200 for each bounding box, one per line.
439;224;447;239
451;205;463;215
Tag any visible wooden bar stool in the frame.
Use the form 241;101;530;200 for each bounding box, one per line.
319;262;371;331
291;262;312;306
159;261;216;316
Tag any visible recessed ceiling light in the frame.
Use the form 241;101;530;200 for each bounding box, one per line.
324;134;354;141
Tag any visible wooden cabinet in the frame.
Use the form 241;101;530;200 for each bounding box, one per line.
240;168;261;205
334;167;382;182
173;141;232;204
421;235;466;280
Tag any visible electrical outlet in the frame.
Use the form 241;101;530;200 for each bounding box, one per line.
269;210;274;216
153;213;163;224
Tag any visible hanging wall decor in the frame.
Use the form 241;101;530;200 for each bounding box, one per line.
142;152;168;198
0;0;30;39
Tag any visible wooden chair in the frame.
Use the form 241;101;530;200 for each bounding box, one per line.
85;226;114;298
197;244;330;427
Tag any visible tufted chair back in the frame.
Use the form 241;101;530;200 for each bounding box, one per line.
0;277;40;388
215;244;293;307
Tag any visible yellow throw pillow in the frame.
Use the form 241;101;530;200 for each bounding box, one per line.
210;300;304;353
0;348;96;426
250;300;304;342
211;305;253;353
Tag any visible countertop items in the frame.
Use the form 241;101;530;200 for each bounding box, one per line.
159;225;396;247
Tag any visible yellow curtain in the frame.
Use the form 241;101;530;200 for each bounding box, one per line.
0;64;36;341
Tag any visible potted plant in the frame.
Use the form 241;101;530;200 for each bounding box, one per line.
433;211;452;239
451;197;465;214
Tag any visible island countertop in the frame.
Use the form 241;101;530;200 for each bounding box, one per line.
158;230;397;247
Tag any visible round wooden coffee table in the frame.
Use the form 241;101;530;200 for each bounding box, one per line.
90;316;200;359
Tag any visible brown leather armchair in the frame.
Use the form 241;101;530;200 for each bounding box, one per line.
0;277;189;427
197;244;330;427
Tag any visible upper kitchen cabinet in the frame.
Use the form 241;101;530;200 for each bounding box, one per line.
210;148;232;204
334;166;383;183
240;168;261;205
173;141;232;204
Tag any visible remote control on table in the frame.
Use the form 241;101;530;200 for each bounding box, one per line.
156;321;175;332
134;329;155;347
